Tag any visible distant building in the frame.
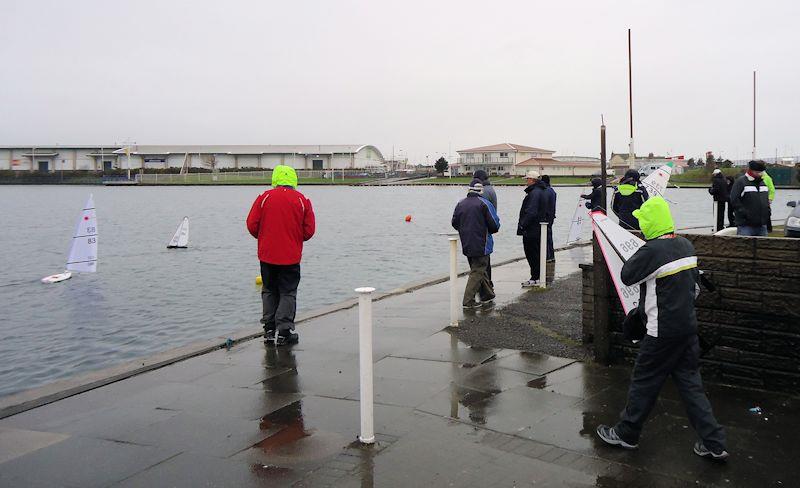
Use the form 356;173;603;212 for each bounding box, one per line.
384;156;410;172
515;155;606;177
455;143;556;176
610;153;686;176
0;144;386;172
455;143;609;176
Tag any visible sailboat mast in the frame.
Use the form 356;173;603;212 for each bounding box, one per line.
752;70;757;160
628;28;635;170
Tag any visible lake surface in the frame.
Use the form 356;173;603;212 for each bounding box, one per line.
1;184;797;397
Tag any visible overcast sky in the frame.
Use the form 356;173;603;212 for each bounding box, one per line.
1;0;798;162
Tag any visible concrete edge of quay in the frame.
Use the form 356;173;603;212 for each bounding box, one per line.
0;242;591;420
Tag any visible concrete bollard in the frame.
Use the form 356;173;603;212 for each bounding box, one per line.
449;237;459;326
355;286;376;444
539;222;547;288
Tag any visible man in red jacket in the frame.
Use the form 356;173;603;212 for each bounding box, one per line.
247;165;315;346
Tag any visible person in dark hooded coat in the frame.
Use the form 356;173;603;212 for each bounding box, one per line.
611;169;649;230
581;177;605;212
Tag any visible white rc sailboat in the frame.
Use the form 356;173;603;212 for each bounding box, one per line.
42;194;98;284
167;216;189;249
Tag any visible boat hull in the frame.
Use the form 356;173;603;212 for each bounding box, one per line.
42;272;72;284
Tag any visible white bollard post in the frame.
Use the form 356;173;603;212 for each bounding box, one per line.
355;286;376;444
538;222;547;288
449;237;459;326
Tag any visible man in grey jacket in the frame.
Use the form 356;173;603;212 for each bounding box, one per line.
473;170;498;284
473;170;497;210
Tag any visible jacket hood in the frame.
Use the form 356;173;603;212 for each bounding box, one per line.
473;169;488;181
617;183;637;196
272;165;298;188
524;180;545;193
623;169;640;181
633;196;674;240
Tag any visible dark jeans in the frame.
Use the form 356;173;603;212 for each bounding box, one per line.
614;334;726;452
737;225;768;237
260;262;301;334
464;255;494;305
522;229;542;281
546;222;555;260
715;201;726;232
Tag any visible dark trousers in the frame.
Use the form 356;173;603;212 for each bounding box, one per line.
522;229;542;281
614;334;726;452
464;255;494;305
546;222;555;260
726;202;735;228
715;201;726;232
260;262;301;334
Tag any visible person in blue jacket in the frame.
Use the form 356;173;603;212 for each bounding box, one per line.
452;182;500;308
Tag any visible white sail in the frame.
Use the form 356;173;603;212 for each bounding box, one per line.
591;211;645;313
66;194;98;273
167;217;189;248
641;163;673;198
566;195;588;245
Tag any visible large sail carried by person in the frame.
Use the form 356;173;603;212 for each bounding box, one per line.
641;163;673;198
42;194;98;283
590;210;645;313
167;216;189;248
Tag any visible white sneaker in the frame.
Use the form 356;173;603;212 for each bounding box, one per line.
521;279;539;287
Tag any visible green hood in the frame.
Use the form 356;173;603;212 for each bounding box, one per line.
617;183;637;196
271;165;298;188
633;196;674;240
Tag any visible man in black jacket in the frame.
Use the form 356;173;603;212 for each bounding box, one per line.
581;177;605;212
729;160;770;236
517;170;548;287
708;169;730;232
452;182;500;308
596;196;728;461
612;169;648;230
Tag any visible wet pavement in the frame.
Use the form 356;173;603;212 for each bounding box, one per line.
0;245;797;487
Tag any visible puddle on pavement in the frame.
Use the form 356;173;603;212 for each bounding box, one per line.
253;400;348;464
527;377;547;389
250;463;293;479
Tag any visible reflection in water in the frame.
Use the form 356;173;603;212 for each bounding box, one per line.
448;332;497;424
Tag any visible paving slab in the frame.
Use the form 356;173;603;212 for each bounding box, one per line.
0;435;179;488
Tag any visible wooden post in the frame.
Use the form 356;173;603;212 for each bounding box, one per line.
592;234;611;364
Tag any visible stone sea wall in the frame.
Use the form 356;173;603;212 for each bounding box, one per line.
583;234;800;395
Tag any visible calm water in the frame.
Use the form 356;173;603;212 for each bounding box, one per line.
0;185;797;397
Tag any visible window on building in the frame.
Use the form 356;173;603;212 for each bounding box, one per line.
500;152;508;158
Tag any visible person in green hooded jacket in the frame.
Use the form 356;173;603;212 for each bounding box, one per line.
596;197;728;461
763;170;775;232
611;169;649;230
247;165;316;346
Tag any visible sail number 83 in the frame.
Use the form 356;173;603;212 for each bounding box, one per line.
87;237;96;244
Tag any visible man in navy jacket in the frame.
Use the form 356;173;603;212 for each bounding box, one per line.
517;171;549;286
541;175;557;262
452;182;500;308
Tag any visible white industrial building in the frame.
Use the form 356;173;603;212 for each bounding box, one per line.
0;144;386;172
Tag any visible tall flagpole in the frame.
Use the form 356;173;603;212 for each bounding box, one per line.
628;28;635;170
752;70;756;160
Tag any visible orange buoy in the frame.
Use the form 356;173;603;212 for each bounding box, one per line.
405;215;412;222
